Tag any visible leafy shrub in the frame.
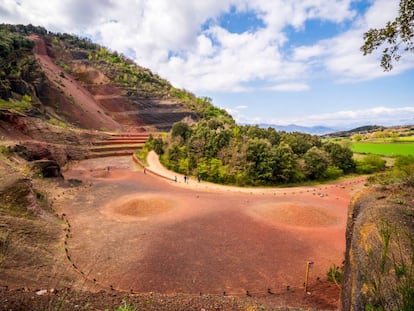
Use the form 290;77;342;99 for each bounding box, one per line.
393;155;414;186
324;166;344;179
356;154;386;174
113;299;137;311
0;145;10;156
327;263;344;285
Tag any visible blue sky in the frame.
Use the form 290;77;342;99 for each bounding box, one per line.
1;0;413;128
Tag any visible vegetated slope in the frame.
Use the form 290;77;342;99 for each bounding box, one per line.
0;24;216;132
340;156;414;311
342;182;414;311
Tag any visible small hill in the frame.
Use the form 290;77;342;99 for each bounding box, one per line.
323;125;386;138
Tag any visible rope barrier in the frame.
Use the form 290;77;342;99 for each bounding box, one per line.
49;157;366;297
132;153;175;182
60;211;305;297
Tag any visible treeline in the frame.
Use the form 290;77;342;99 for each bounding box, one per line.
148;111;361;186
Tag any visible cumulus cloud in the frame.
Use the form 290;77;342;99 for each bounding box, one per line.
224;105;252;123
292;0;414;83
270;107;414;127
1;0;412;94
265;83;310;92
0;0;362;92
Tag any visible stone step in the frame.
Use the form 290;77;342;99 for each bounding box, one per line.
109;133;150;138
92;139;147;146
89;144;144;153
88;150;136;158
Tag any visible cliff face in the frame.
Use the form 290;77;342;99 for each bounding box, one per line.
341;184;414;311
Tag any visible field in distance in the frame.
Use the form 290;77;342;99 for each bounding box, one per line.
351;142;414;156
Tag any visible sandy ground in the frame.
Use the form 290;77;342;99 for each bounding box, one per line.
56;153;366;309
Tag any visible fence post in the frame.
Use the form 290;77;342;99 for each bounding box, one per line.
304;261;314;293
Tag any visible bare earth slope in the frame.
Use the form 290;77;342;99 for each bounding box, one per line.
29;34;123;132
28;33;198;132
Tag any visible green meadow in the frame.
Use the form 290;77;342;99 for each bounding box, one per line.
351;142;414;156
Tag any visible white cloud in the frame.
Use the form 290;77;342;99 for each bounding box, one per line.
270;107;414;127
294;0;414;83
293;45;325;61
265;83;310;92
224;105;251;123
0;0;362;93
1;0;412;94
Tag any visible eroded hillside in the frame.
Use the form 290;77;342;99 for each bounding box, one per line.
0;24;210;133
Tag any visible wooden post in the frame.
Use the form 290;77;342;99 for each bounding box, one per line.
304;261;313;292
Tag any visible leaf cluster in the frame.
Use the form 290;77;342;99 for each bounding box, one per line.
361;0;414;70
161;119;356;186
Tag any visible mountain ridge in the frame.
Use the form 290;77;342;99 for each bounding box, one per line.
257;123;339;135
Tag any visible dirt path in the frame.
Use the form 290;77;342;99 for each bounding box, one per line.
57;155;366;309
146;150;364;194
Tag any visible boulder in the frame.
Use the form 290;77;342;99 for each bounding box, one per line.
12;144;52;161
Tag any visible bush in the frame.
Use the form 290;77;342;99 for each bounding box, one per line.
356;154;386;174
324;166;344;179
113;299;136;311
327;263;344;284
0;145;10;156
393;155;414;186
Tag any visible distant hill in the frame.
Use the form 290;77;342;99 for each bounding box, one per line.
257;123;339;135
323;125;386;137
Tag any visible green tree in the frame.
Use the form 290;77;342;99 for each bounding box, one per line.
209;158;227;182
152;138;164;155
303;147;330;180
171;122;191;141
324;142;355;173
352;134;363;142
272;142;298;183
361;0;414;70
246;138;274;183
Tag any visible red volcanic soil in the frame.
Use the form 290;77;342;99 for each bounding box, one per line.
57;155;366;309
29;34;122;131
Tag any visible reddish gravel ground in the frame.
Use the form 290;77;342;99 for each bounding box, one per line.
0;35;366;310
55;155;366;309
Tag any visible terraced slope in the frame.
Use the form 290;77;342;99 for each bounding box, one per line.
88;133;149;158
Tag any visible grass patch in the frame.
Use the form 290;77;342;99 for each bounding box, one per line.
351;143;414;157
48;118;68;128
0;97;32;112
112;299;137;311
